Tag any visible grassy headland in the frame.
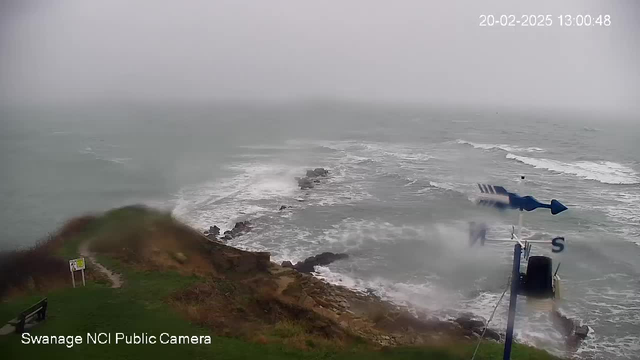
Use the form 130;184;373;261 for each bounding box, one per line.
0;206;562;359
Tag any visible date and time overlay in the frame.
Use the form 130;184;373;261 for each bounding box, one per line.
479;14;611;27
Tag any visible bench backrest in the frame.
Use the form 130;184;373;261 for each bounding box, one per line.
19;298;47;320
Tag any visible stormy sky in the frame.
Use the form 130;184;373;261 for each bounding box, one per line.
1;0;638;115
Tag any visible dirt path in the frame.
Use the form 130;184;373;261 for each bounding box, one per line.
79;240;123;288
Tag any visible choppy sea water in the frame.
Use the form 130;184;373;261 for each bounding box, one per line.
1;104;638;359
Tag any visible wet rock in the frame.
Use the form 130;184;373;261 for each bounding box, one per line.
290;252;349;273
551;309;576;336
575;325;589;339
306;168;329;177
206;233;218;241
279;205;288;211
232;221;251;234
281;261;294;269
209;226;220;236
296;177;314;190
472;327;501;342
455;316;485;330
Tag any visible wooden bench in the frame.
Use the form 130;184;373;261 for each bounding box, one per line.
7;298;48;334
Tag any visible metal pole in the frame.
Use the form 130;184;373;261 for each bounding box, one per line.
71;271;76;288
81;269;86;286
517;176;525;241
517;211;523;240
503;243;521;360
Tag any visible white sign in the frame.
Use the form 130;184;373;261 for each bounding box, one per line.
69;258;86;271
69;258;86;287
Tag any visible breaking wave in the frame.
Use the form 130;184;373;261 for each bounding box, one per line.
506;154;640;185
456;139;545;153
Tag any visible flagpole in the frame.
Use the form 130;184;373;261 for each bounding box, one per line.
504;175;525;360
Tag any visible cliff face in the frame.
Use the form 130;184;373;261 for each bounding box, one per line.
165;240;469;347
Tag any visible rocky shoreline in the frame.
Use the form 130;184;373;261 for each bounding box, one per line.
196;167;589;351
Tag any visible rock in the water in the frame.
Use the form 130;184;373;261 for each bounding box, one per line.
209;225;220;236
551;310;576;336
296;177;314;190
306;168;329;177
290;252;349;273
279;205;288;211
229;221;251;237
281;261;294;268
315;168;329;176
575;325;589;339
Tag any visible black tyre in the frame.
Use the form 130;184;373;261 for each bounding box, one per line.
523;256;553;298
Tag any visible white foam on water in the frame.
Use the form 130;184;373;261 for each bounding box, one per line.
601;190;640;221
172;162;300;231
312;140;434;164
428;181;457;191
313;266;454;311
105;157;132;164
229;224;315;264
506;153;640;185
315;265;569;356
172;155;371;234
457;139;545;153
79;146;132;166
404;179;418;187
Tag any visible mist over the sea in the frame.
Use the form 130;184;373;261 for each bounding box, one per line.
1;1;639;359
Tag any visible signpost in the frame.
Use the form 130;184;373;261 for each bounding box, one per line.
474;176;568;360
69;258;86;288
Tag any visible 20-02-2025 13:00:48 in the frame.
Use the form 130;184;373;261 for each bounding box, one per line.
479;14;611;27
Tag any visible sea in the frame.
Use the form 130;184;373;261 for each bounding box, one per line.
1;103;639;359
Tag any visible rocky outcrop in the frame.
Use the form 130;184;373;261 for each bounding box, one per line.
282;252;349;273
204;239;271;274
575;325;589;339
551;309;590;345
295;168;329;190
204;221;252;243
279;205;288;211
454;314;502;342
209;226;220;236
306;168;329;178
455;315;485;330
296;177;314;190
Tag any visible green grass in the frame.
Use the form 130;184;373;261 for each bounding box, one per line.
57;205;170;261
0;263;562;360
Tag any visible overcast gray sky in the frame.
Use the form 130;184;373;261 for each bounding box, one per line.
1;0;638;115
